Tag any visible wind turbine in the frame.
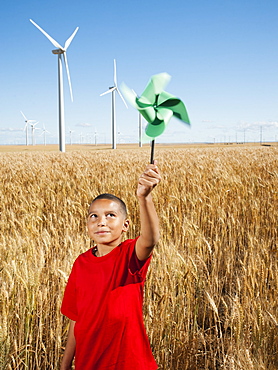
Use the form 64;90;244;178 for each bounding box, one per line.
30;19;79;152
40;124;50;146
69;129;74;145
30;122;40;145
100;59;128;149
20;111;36;146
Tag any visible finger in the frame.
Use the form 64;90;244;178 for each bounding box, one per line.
139;175;160;187
145;161;159;173
142;168;161;181
140;175;160;187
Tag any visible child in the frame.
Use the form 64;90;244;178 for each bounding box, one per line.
60;160;161;370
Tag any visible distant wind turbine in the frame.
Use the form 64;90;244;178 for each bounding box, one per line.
30;19;79;152
30;122;40;145
40;124;50;146
100;59;128;149
20;111;36;146
69;129;74;145
94;128;98;145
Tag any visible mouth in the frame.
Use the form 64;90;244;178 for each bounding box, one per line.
95;231;110;235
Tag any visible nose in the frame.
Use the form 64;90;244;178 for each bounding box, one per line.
97;216;106;226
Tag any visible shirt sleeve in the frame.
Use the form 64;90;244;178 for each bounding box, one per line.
129;247;151;276
127;237;152;280
61;262;78;321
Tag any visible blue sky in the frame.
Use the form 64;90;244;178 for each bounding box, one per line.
0;0;278;145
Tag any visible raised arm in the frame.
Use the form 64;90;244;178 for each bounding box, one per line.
135;160;161;261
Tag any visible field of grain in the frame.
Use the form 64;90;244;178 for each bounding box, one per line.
0;145;277;369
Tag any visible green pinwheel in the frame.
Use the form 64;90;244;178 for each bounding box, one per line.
121;72;190;139
121;72;190;162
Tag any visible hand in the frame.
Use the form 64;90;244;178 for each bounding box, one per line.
137;160;161;199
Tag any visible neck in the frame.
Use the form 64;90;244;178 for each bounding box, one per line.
95;243;119;257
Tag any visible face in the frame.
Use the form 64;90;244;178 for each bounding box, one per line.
87;199;129;247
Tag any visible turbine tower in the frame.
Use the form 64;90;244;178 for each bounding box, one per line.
100;59;127;149
30;122;39;145
40;124;50;146
30;19;79;152
139;113;143;147
69;129;74;145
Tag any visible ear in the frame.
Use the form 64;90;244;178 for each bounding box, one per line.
122;219;130;232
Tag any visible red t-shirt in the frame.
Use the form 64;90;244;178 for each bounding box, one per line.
61;238;158;369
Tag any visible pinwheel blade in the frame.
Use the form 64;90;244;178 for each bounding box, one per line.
141;73;171;104
156;108;173;123
157;91;190;125
121;84;154;115
145;108;173;138
30;19;63;50
137;105;156;124
100;87;116;96
64;27;79;50
63;53;73;102
171;100;190;124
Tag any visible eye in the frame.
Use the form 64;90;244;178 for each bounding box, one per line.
107;213;116;218
89;213;97;219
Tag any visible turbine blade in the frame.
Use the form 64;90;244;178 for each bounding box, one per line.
20;111;28;121
64;27;79;50
30;19;63;50
100;87;115;96
114;59;117;86
63;53;73;102
116;88;128;109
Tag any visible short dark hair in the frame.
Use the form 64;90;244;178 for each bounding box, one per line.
90;193;127;217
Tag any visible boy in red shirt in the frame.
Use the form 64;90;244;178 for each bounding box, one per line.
60;160;161;369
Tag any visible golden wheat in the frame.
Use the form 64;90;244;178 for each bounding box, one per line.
0;146;277;369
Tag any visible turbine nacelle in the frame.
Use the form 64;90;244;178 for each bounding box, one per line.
52;49;64;55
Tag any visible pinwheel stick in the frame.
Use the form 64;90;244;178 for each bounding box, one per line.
150;139;155;164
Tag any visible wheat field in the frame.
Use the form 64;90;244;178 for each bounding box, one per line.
0;145;277;369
